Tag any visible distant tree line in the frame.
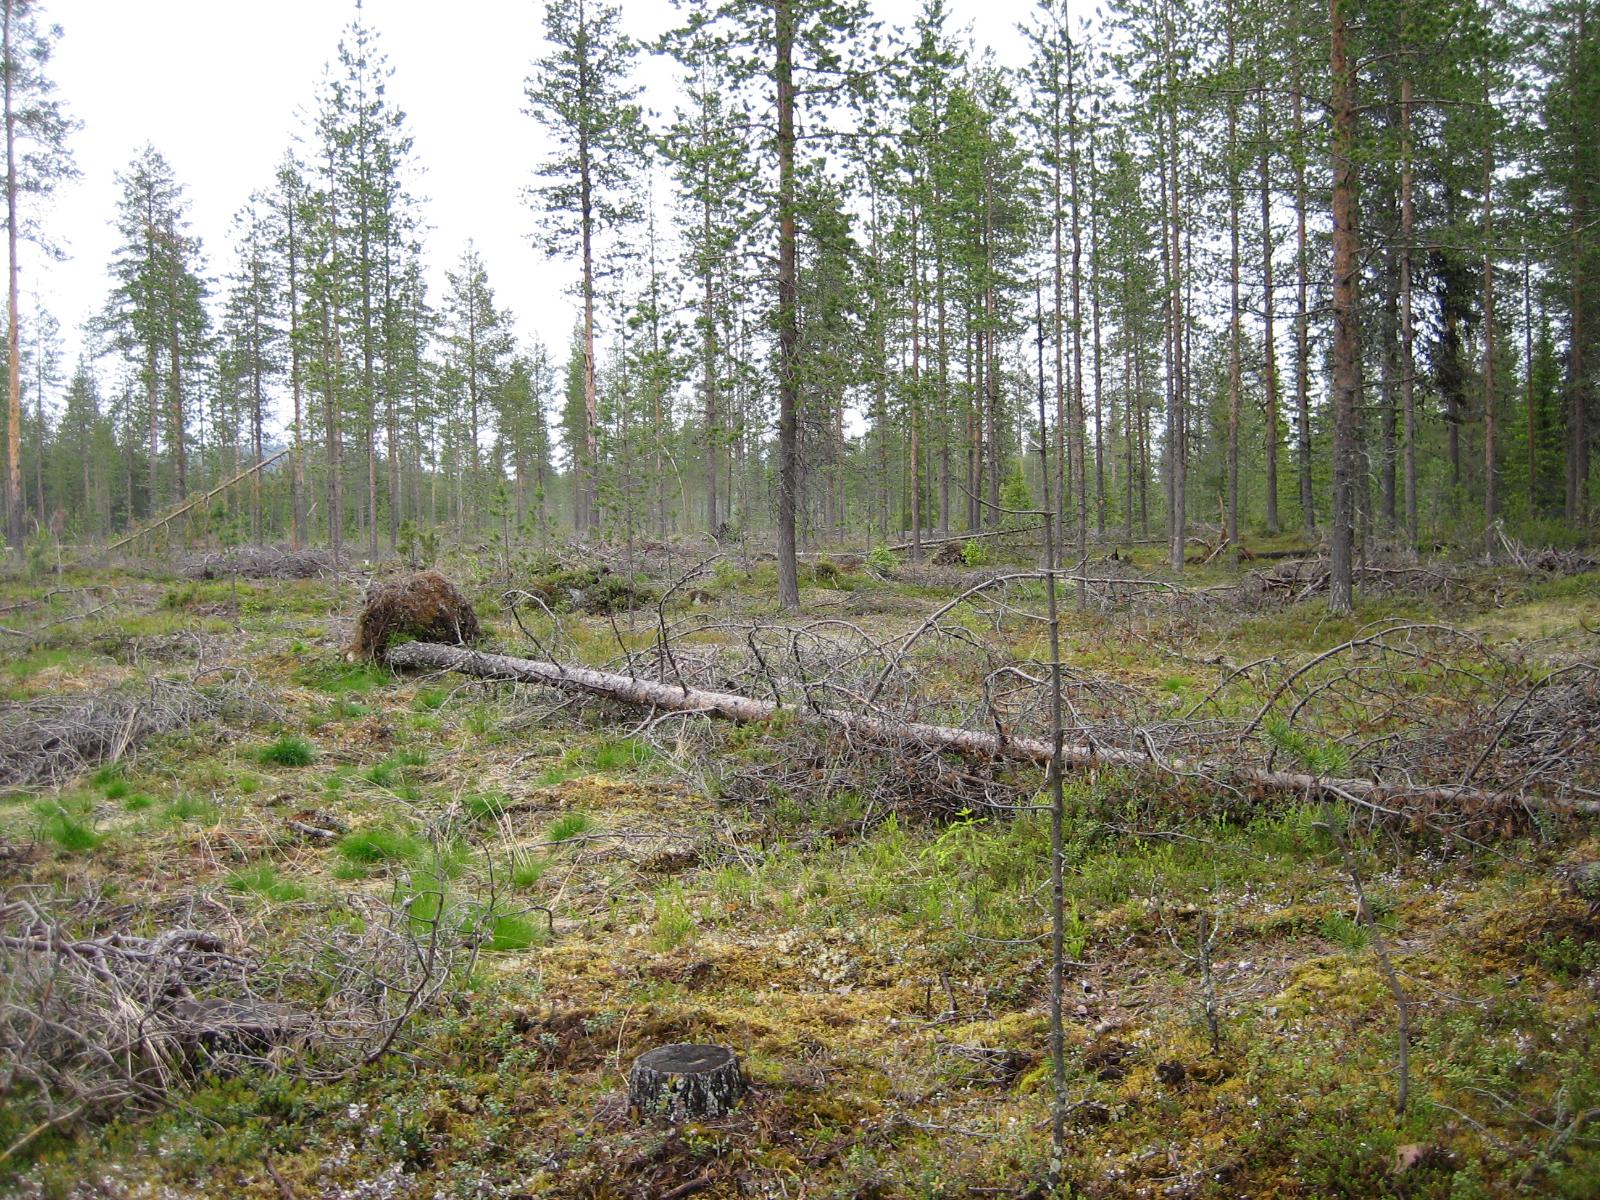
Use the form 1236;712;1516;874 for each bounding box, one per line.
2;0;1597;611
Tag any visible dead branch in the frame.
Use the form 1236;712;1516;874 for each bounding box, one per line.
388;642;1594;816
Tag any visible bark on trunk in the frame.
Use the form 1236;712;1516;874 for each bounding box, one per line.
628;1044;744;1121
1328;0;1360;614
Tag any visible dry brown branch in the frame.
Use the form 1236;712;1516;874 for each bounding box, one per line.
390;642;1594;816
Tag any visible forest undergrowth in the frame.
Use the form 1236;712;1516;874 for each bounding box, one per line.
1;534;1598;1199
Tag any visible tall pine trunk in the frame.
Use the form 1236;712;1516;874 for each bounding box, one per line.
774;0;800;609
1329;0;1359;614
2;0;19;552
1294;86;1315;538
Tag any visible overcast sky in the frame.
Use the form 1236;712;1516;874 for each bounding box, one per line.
37;0;1045;393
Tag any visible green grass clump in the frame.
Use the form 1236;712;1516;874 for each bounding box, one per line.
546;812;592;843
337;826;425;868
325;696;372;721
364;748;427;789
297;660;390;695
121;793;156;812
36;803;101;852
589;736;657;772
165;795;218;824
464;791;510;821
510;855;548;889
1317;910;1370;950
486;913;544;952
227;863;308;903
258;735;316;767
532;763;582;788
650;884;697;951
413;687;449;711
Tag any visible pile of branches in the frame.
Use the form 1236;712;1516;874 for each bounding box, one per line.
0;890;273;1162
0;675;269;789
180;546;338;580
0;878;481;1165
1493;525;1598;576
1247;555;1456;603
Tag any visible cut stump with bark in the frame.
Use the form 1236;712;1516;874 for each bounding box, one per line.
628;1043;745;1121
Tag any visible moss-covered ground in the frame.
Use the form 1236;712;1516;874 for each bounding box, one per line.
1;543;1598;1198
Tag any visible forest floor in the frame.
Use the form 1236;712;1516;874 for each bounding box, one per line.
2;534;1599;1199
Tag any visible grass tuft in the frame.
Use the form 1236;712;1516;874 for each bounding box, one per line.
337;826;425;869
546;812;592;843
227;863;308;903
258;735;316;767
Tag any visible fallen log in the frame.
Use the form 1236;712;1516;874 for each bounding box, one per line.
885;524;1044;553
387;642;1597;817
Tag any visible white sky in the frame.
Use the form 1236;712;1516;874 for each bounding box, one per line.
36;0;1047;405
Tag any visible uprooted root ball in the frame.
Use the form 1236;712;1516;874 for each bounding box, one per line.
347;570;481;662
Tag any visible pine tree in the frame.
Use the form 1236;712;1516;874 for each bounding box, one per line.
441;241;512;530
220;193;283;543
102;145;207;522
526;0;643;537
2;0;72;552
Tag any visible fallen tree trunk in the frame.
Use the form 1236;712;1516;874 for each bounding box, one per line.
387;642;1597;817
885;524;1044;553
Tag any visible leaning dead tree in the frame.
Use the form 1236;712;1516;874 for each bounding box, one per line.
388;641;1595;817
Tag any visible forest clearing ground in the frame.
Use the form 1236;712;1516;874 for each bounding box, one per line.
1;544;1598;1198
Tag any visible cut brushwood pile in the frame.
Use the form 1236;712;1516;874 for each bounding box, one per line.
180;547;338;580
0;678;265;789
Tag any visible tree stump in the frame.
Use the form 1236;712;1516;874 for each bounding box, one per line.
628;1044;745;1121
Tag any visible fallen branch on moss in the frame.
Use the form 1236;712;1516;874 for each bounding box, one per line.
388;642;1595;817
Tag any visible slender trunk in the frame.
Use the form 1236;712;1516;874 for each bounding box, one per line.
166;225;186;506
1225;2;1241;563
1380;242;1398;529
1329;0;1359;614
1400;77;1418;545
1033;278;1069;1198
1524;257;1537;510
1163;0;1185;569
1051;69;1066;553
577;7;599;536
774;0;800;608
1565;2;1589;520
251;310;264;544
384;246;399;551
1259;81;1281;537
702;193;719;534
910;202;923;557
1067;36;1087;595
1089;101;1105;540
1482;81;1497;556
1;0;19;552
1294;85;1315;538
